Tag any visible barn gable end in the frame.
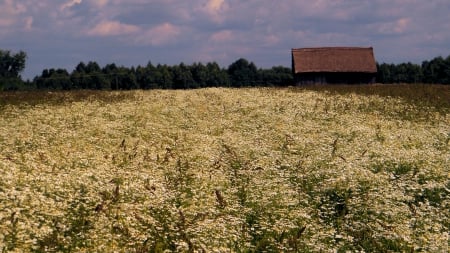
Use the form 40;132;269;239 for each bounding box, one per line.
292;47;377;84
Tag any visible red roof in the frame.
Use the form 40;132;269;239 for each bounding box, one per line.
292;47;377;73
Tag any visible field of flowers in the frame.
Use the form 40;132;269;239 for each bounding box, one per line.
0;86;448;252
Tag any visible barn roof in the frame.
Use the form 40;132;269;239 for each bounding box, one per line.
292;47;377;74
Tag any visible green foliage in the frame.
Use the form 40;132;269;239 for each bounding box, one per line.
34;185;95;252
227;58;259;87
370;160;419;179
28;59;230;90
143;207;179;252
0;50;26;79
258;66;293;86
0;49;27;90
422;56;450;84
71;61;110;90
172;63;195;89
0;77;26;91
414;186;448;208
35;68;72;90
377;55;450;84
137;157;198;252
205;62;231;87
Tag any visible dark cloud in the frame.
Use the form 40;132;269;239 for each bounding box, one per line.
1;0;449;79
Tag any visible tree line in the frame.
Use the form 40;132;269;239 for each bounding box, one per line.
0;49;27;90
376;56;450;84
1;48;449;91
31;59;292;90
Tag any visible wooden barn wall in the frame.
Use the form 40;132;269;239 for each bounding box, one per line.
295;72;376;85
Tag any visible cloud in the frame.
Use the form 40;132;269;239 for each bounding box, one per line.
0;17;14;28
89;0;109;7
0;0;27;14
24;16;33;31
60;0;83;11
263;35;280;47
201;0;229;23
376;18;411;35
209;30;233;42
136;23;182;46
0;0;27;28
205;0;227;13
86;20;141;36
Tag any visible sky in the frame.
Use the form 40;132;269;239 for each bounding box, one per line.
1;0;450;80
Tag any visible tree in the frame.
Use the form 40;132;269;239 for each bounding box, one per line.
171;63;195;89
394;63;408;83
155;64;173;89
206;62;230;87
35;68;72;90
0;49;27;90
102;63;119;89
377;63;391;83
136;62;158;89
115;67;137;90
71;62;88;89
227;58;258;87
445;55;450;84
190;62;208;88
84;61;108;89
405;62;423;83
0;49;26;78
71;61;109;89
85;61;101;73
258;66;293;86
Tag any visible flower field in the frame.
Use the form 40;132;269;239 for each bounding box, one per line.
0;86;449;252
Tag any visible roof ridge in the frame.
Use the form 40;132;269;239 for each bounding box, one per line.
292;47;373;51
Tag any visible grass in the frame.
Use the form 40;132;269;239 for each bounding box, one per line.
298;84;450;109
0;90;135;108
0;85;449;252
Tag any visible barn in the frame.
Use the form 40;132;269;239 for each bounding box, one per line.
291;47;377;85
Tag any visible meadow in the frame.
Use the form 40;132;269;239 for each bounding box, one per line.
0;85;448;252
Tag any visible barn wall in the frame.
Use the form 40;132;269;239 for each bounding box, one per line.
295;72;376;85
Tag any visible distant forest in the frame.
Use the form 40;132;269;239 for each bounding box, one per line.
1;49;449;90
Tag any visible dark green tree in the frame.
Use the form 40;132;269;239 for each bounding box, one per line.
115;67;137;90
0;49;27;90
86;61;108;89
227;58;258;87
85;61;101;73
420;56;450;84
405;62;423;83
387;64;398;83
445;55;450;84
136;62;160;89
394;63;409;83
190;62;208;88
377;63;391;83
155;64;173;89
71;62;89;89
102;63;119;89
35;68;72;90
258;66;293;86
422;59;436;84
431;56;450;84
171;63;195;89
206;62;230;87
71;61;109;89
